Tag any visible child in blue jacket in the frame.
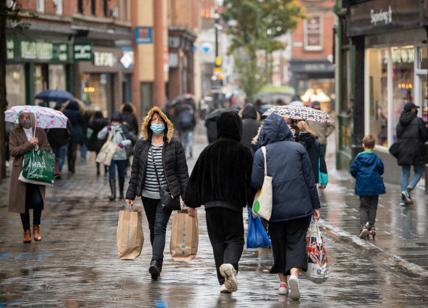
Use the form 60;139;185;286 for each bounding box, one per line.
350;135;386;240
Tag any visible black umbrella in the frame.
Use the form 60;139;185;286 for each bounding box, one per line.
34;89;75;103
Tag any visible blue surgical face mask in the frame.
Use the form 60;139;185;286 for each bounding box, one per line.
150;123;165;135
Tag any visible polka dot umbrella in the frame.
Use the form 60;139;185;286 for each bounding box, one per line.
5;105;68;129
263;105;334;124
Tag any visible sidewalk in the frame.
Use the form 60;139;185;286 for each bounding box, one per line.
319;141;428;276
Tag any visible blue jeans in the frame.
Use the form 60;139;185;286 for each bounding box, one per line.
180;130;193;157
53;145;67;172
80;143;88;160
109;160;126;181
400;164;424;191
142;197;172;262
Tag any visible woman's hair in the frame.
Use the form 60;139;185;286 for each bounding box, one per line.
121;103;135;114
93;110;104;119
18;112;36;128
296;121;316;136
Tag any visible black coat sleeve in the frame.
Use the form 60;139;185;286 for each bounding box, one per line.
183;148;207;208
174;141;189;196
301;149;321;210
126;140;143;200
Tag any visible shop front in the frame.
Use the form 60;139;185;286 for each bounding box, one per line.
340;0;428;184
78;47;133;117
6;36;72;106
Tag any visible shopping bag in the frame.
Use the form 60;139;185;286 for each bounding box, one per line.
252;146;272;221
306;219;328;282
21;150;55;185
170;210;199;261
96;131;117;166
247;208;271;249
116;206;144;260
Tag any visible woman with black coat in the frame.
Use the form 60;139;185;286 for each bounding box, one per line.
87;111;109;176
184;112;254;294
251;113;321;301
63;101;84;173
240;104;260;151
125;106;189;280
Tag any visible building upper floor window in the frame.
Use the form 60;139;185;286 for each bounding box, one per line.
54;0;62;15
36;0;44;13
77;0;84;14
304;15;323;51
91;0;96;15
103;0;108;17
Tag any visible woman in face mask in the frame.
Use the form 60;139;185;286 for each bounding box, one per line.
125;106;190;280
8;112;51;243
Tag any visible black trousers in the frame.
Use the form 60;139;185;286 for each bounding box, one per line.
20;184;43;231
360;196;379;228
269;217;310;276
205;207;244;285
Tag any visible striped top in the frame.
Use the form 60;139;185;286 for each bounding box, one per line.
142;144;167;199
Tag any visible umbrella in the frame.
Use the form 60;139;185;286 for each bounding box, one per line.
5;105;68;129
263;105;334;124
34;89;75;103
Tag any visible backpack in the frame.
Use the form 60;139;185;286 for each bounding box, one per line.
178;109;194;130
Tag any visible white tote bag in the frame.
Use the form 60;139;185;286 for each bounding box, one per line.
252;146;272;221
96;130;117;166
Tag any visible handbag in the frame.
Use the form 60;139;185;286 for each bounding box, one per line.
252;146;273;221
96;130;117;166
20;150;55;185
389;142;400;159
150;147;181;211
306;219;328;283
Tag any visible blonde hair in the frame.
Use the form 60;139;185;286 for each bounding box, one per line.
296;121;316;136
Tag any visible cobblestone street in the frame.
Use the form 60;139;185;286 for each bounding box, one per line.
1;132;428;307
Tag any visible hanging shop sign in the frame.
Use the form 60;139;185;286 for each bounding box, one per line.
6;38;70;63
93;52;116;67
135;26;153;44
74;43;93;61
348;0;421;37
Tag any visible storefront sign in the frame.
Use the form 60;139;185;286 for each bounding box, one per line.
6;38;70;62
348;0;421;36
120;50;134;69
135;26;153;44
93;52;115;67
74;43;92;61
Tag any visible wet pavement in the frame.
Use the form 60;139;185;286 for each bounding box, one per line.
1;129;428;307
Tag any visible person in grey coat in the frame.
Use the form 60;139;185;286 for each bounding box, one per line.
251;113;321;301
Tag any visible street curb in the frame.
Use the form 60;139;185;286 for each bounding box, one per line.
319;219;428;278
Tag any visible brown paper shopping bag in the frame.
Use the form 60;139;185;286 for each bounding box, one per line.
170;210;199;261
116;208;144;260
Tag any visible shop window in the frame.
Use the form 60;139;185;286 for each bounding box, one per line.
49;65;65;90
391;46;414;142
304;15;323;51
6;65;25;107
367;48;388;147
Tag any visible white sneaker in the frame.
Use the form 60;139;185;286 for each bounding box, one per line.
220;284;231;293
278;282;288;295
219;264;237;292
288;275;300;301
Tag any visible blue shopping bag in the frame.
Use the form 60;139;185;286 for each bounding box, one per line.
247;208;271;249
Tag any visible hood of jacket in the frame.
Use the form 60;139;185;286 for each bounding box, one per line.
217;111;242;141
297;131;315;144
399;111;417;127
241;104;259;120
141;106;174;143
357;151;378;166
258;113;293;146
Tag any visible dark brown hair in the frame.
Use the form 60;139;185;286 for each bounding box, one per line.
363;134;375;149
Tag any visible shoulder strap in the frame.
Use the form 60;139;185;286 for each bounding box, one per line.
261;146;267;176
149;146;162;188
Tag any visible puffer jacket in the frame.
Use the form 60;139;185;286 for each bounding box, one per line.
251;113;320;222
126;107;189;201
350;150;385;196
395;111;428;165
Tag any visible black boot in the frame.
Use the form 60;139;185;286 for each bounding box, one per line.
149;260;160;280
118;177;125;200
109;179;116;201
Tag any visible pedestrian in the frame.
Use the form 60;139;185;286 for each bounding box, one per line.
295;121;328;187
125;106;189;280
87;110;109;176
184;112;254;294
307;101;335;159
8;112;51;243
395;102;428;205
80;109;93;162
176;103;196;159
251;113;321;300
46;110;70;180
63;101;84;174
350;135;385;240
98;112;133;201
240;104;260;151
121;103;139;136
